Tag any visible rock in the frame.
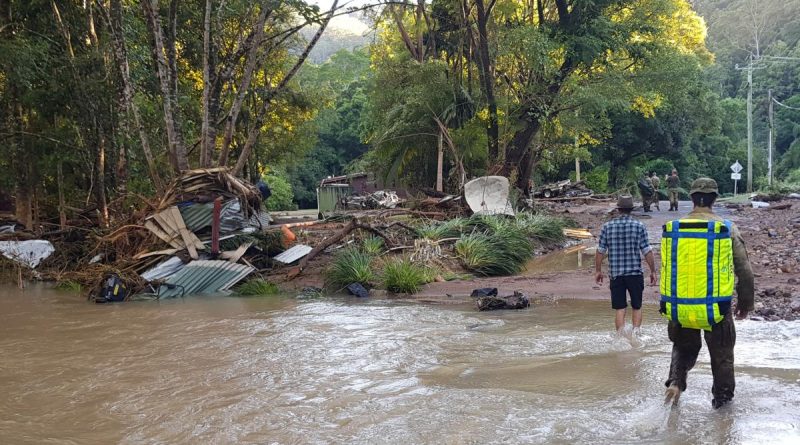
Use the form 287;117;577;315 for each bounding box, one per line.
476;291;530;311
346;283;370;298
788;278;798;285
470;287;498;298
767;229;778;238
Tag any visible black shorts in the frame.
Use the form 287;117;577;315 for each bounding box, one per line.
610;274;644;310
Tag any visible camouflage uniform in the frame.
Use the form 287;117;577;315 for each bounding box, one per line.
663;178;755;408
650;175;661;210
666;174;680;211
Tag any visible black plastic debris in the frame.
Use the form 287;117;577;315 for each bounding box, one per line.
470;287;498;298
346;283;370;298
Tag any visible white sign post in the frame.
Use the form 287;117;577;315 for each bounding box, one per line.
730;161;743;196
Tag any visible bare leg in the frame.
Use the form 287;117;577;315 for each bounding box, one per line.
615;309;627;331
632;309;643;328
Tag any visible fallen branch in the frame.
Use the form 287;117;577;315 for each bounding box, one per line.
288;219;356;279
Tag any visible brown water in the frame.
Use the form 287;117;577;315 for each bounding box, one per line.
1;284;799;444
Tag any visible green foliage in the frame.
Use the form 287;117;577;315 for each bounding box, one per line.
235;279;280;296
417;218;468;241
514;213;569;243
54;280;83;293
325;248;375;289
263;174;296;211
454;215;536;276
361;237;385;256
584;166;611;194
382;258;432;294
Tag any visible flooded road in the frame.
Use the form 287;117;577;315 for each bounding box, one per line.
1;284;799;444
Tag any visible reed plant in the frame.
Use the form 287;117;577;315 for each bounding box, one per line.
382;258;433;294
325;248;375;289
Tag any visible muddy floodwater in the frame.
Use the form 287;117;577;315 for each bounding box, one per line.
1;284;799;444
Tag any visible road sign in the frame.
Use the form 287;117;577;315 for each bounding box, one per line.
731;173;741;180
730;161;743;173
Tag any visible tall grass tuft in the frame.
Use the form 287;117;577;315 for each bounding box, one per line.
455;223;535;276
417;217;468;241
361;237;385;256
55;280;83;293
325;248;375;290
514;213;571;243
382;258;433;294
235;278;280;296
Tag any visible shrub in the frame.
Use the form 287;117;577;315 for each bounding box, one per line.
54;280;83;293
455;228;534;276
263;174;296;211
417;217;467;241
361;237;385;256
325;248;375;289
382;258;432;294
235;279;280;296
584;166;610;194
515;213;568;243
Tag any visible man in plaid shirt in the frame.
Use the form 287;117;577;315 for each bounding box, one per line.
595;195;657;333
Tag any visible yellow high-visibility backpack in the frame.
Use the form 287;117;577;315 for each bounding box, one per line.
660;219;734;330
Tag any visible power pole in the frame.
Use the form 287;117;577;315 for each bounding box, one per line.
735;55;764;193
768;89;773;186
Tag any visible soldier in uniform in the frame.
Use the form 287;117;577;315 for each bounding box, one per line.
661;178;755;409
666;169;680;211
650;172;661;211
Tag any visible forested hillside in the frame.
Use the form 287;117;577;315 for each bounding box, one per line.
1;0;799;222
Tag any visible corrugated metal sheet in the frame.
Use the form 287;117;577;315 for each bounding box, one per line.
141;256;185;282
273;244;312;264
179;203;213;232
158;260;254;298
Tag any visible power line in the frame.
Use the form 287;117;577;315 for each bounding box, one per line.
773;97;800;111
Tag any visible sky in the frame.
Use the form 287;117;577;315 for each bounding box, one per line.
309;0;372;35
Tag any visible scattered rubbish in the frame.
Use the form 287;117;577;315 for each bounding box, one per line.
95;274;129;303
274;244;313;264
767;229;778;238
346;282;370;298
752;201;770;208
477;291;530;311
0;240;55;268
789;193;800;200
470;287;498;298
769;203;793;211
0;224;15;234
145;206;205;259
157;260;254;299
464;176;515;216
141;256;186;282
89;254;104;264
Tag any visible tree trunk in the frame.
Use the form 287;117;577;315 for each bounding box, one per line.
95;127;110;227
217;7;270;166
232;0;339;176
199;0;213;167
102;0;163;191
436;129;443;192
474;0;499;162
142;0;188;173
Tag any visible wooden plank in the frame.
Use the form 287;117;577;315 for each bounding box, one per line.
144;220;182;248
169;207;197;259
220;242;253;263
153;212;183;247
134;248;180;259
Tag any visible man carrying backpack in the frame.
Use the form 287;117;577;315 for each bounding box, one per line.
661;178;755;409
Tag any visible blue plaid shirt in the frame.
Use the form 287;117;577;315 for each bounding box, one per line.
597;215;652;279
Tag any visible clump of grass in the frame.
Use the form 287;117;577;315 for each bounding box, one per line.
325;248;375;290
382;258;433;294
361;237;385;256
514;213;570;243
235;278;280;296
417;217;468;241
455;227;534;276
55;280;83;293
